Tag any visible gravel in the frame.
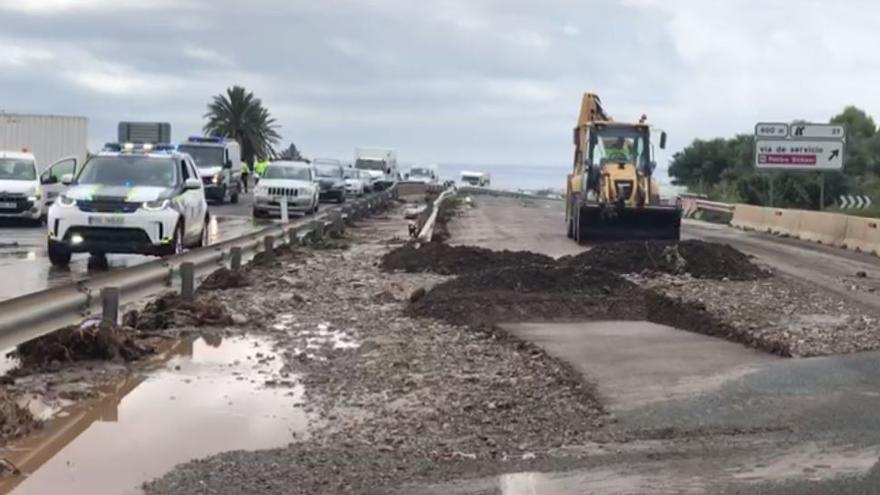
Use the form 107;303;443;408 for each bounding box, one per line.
631;273;880;357
144;210;608;495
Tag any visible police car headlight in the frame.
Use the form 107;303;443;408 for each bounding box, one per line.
142;199;170;211
57;195;77;208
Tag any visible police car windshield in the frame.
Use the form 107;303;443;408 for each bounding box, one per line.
0;158;36;181
263;166;311;181
315;165;342;178
178;145;224;168
77;156;177;188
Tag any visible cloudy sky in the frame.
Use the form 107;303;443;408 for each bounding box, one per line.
1;0;879;173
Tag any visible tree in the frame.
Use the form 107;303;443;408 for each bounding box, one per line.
278;143;306;162
203;86;281;164
830;106;876;175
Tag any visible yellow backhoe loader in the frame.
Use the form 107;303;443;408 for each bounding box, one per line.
566;93;681;242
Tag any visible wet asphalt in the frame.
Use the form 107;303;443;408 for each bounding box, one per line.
0;192;326;303
425;196;880;494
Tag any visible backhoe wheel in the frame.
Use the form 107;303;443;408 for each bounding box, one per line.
566;214;574;239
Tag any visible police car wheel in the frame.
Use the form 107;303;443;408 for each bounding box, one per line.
48;240;72;266
171;223;185;255
197;216;210;248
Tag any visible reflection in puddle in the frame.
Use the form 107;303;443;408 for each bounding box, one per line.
272;315;359;360
6;335;306;495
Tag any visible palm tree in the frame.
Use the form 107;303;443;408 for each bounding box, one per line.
203;86;281;164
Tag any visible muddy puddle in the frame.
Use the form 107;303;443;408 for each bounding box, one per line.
2;335;307;495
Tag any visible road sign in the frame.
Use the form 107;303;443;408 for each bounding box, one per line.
755;123;789;138
838;195;873;209
789;124;846;140
755;140;844;171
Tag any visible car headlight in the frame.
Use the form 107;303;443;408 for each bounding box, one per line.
142;199;170;211
212;173;222;185
57;195;77;208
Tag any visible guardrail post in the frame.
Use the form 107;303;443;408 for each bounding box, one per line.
180;262;195;301
280;198;289;223
101;287;119;324
310;220;325;242
328;211;344;237
230;247;242;271
263;236;275;261
288;228;297;245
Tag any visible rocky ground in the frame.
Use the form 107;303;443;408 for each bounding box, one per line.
631;272;880;357
145;210;612;494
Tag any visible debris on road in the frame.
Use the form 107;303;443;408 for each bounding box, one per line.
198;267;251;291
146;206;608;495
123;293;233;331
12;321;151;370
635;273;880;357
0;390;40;446
560;240;770;281
381;242;553;275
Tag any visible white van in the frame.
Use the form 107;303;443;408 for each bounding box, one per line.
0;151;43;224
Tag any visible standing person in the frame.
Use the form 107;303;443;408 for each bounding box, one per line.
240;159;251;193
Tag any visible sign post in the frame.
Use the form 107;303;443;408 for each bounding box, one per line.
754;122;846;209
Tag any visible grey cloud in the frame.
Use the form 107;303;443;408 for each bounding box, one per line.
4;0;870;169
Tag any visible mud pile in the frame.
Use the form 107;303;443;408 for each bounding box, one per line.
199;268;251;291
13;321;150;369
408;266;648;327
561;240;769;280
381;242;553;275
0;391;39;446
123;293;233;331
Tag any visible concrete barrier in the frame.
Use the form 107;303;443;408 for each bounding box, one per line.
797;211;848;246
765;208;804;238
842;216;880;254
730;204;769;232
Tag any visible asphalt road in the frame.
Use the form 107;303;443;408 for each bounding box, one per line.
414;195;880;495
0;191;327;303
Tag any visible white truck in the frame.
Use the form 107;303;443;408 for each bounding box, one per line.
405;164;440;185
0;113;89;218
460;170;491;187
354;147;398;191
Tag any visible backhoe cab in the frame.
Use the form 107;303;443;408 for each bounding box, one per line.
566;93;681;243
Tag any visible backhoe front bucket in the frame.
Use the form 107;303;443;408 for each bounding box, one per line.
577;204;681;243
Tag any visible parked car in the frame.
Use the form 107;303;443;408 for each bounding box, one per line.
313;158;346;203
252;161;320;218
47;143;209;266
343;168;367;196
0;150;44;224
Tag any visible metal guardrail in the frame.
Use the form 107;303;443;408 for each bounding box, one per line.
694;200;735;214
457;186;564;202
417;188;455;243
0;188;397;352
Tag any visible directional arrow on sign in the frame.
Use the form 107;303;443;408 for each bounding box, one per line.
829;149;840;161
839;195;873;209
794;125;805;136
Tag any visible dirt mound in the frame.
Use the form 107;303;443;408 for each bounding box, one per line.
123;293;233;331
561;240;768;280
0;391;40;446
408;266;648;327
199;268;250;291
381;242;553;275
13;321;150;369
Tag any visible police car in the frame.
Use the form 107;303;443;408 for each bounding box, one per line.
47;143;210;266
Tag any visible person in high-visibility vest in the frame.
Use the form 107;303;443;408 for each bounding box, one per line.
254;158;269;177
240;160;251;192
